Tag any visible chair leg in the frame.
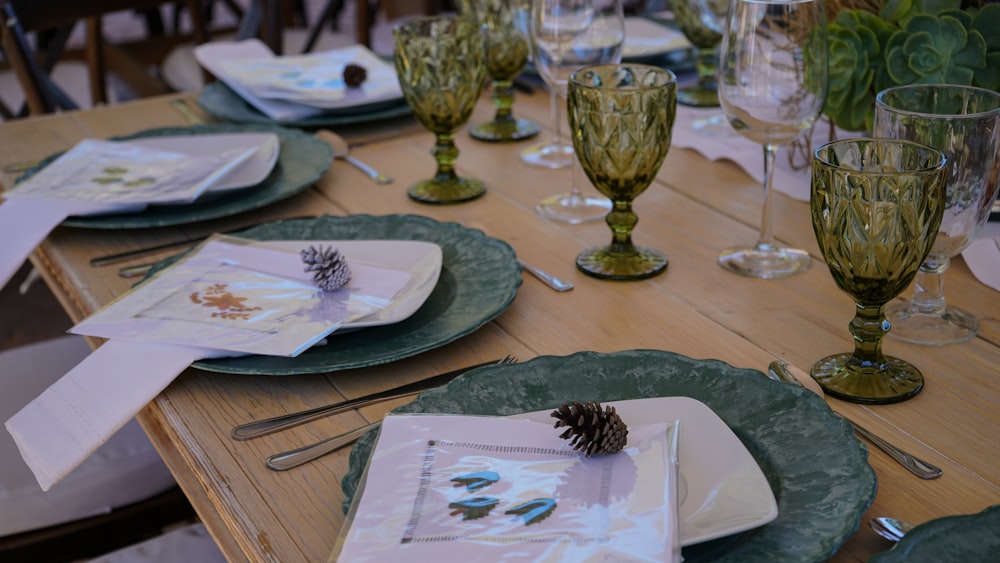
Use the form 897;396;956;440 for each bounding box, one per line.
85;17;108;106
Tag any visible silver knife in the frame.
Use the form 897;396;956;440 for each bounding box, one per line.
232;356;517;441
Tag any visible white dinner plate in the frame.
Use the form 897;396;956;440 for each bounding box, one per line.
623;17;692;59
517;396;779;546
262;239;443;331
126;132;280;196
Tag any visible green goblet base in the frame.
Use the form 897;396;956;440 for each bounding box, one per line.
677;84;720;107
408;177;486;204
718;244;811;279
471;118;541;143
810;353;925;404
576;245;668;280
885;302;980;346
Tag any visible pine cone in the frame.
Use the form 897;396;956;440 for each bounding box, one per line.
301;245;351;292
551;401;628;456
343;63;367;88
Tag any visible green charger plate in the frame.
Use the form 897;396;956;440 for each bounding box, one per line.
869;504;1000;562
342;350;877;562
160;214;521;375
197;82;413;128
27;124;332;229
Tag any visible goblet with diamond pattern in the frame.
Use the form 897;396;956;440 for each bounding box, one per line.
569;64;677;280
810;139;947;404
393;16;487;203
461;0;541;142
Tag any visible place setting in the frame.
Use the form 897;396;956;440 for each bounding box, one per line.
193;38;412;128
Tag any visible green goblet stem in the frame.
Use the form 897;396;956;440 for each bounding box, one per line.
847;302;890;370
491;79;515;124
432;133;460;182
607;203;639;256
678;47;720;107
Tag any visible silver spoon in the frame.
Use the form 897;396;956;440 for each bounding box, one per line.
518;260;574;292
870;516;916;542
319;130;394;185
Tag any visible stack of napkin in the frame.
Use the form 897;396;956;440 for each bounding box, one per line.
194;40;404;122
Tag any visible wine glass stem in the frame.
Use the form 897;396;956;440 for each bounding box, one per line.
491;79;515;124
607;201;638;254
850;302;888;368
755;144;779;252
552;88;566;149
907;259;950;315
432;132;459;182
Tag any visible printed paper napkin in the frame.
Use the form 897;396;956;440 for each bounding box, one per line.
0;138;258;291
334;414;681;562
5;235;414;490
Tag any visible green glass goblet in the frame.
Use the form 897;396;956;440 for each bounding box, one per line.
672;0;727;108
810;138;947;404
393;16;488;204
569;64;677;280
462;0;541;142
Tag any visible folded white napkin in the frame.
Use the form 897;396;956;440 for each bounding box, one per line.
672;106;852;203
962;223;1000;293
5;340;215;491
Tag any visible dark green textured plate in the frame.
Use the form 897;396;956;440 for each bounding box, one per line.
174;214;521;375
341;350;877;562
40;124;331;229
869;504;1000;563
197;82;413;128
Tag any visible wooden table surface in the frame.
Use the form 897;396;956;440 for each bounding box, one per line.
1;87;998;562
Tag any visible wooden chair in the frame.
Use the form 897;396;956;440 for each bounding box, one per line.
0;0;208;116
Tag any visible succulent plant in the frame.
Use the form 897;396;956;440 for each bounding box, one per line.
821;0;1000;131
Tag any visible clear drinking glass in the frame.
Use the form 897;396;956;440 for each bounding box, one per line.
529;0;624;223
570;63;677;279
717;0;827;278
874;84;1000;345
811;139;947;404
393;16;488;204
461;0;542;142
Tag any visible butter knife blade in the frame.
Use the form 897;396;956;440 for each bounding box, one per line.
232;357;514;441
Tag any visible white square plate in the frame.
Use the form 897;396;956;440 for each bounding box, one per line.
516;396;779;546
262;239;442;331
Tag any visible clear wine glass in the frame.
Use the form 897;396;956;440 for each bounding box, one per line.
529;0;625;223
716;0;827;278
874;84;1000;345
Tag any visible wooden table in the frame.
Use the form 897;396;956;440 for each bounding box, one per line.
1;88;998;562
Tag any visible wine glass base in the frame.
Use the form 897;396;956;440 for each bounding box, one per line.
718;245;811;279
885;303;980;346
576;245;668;280
536;193;611;224
471;119;542;143
810;353;924;404
520;142;575;169
408;177;486;204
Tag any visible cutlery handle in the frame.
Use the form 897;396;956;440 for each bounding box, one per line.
851;423;943;480
233;391;414;441
266;422;380;471
343;155;393;185
518;260;574;292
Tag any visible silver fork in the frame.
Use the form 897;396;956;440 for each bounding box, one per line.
265;355;519;471
767;360;943;479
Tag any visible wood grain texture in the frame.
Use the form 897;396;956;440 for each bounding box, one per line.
1;90;997;562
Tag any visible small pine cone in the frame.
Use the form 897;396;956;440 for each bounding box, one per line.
551;401;628;456
301;245;351;292
343;63;367;88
